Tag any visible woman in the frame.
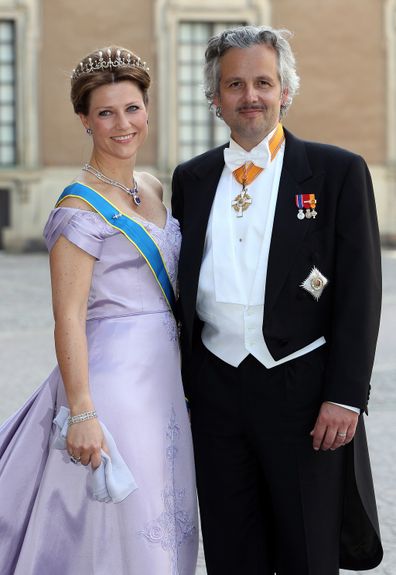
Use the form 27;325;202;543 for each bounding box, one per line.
0;46;198;575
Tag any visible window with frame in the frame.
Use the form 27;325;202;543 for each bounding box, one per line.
177;21;244;163
0;20;16;166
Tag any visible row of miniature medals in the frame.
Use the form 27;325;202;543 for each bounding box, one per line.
232;181;318;220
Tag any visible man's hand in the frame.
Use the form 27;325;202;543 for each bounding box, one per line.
310;401;359;451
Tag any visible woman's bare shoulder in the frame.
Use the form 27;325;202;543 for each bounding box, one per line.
137;171;163;200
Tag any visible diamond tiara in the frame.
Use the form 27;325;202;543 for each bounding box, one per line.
71;48;149;81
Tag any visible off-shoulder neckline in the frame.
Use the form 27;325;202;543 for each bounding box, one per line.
53;199;171;232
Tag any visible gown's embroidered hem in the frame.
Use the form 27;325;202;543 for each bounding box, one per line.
139;408;196;575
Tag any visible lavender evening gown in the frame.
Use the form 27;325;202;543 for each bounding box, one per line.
0;206;198;575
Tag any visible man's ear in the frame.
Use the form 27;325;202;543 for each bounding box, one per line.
281;88;289;108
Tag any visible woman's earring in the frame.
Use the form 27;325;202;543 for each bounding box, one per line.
86;128;93;135
215;106;222;119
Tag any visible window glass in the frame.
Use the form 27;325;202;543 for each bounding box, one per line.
0;20;16;166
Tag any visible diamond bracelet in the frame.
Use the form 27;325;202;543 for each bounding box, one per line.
67;410;97;426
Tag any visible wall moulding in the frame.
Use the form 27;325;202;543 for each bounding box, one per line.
386;0;396;164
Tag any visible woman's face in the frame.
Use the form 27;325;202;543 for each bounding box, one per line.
80;80;148;163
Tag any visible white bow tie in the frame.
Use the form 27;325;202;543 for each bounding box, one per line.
223;146;269;172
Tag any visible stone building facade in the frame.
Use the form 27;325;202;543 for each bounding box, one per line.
0;0;395;249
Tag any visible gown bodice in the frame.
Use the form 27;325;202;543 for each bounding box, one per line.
43;207;181;321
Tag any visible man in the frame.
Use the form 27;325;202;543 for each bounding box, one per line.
172;26;383;574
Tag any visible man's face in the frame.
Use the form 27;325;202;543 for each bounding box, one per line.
214;44;287;151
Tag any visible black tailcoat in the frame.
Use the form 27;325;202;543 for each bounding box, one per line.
172;129;383;569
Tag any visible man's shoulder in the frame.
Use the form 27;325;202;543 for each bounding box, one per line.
286;129;364;165
305;139;361;161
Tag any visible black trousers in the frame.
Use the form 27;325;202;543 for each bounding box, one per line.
190;345;346;575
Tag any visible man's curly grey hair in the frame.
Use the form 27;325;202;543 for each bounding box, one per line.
204;25;300;118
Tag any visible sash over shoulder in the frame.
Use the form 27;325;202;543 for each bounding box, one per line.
56;182;176;316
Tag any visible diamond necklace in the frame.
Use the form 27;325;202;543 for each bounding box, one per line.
82;163;141;206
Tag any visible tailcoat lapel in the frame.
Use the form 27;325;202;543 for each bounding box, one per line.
179;145;226;341
186;144;227;243
264;130;324;315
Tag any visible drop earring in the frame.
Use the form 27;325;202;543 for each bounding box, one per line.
215;106;222;119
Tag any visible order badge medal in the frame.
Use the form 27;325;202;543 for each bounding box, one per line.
300;266;328;301
295;194;317;219
232;185;252;217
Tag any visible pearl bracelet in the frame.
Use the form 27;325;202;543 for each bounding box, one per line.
67;410;97;426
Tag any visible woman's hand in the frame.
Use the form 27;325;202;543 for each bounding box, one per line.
67;418;109;470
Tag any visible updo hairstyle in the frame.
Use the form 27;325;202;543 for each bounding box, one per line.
70;46;151;116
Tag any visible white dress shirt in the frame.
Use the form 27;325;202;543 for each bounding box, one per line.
197;127;325;368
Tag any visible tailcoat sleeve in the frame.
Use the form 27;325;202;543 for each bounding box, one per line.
324;155;381;412
171;166;194;398
171;166;184;231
